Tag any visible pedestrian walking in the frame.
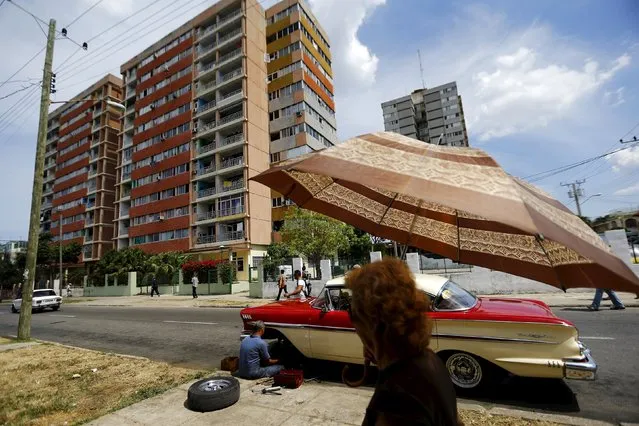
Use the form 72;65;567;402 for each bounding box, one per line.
191;274;199;299
346;259;460;425
302;265;311;297
587;288;625;311
150;276;160;297
66;283;72;297
276;269;287;301
285;270;306;301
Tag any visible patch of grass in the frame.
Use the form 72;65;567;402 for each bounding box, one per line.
0;337;15;345
0;344;211;425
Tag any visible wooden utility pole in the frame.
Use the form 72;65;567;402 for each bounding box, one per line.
17;19;56;341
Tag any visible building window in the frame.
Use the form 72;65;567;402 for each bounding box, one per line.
270;152;280;163
236;257;244;272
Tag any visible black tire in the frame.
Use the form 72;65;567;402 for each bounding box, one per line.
52;305;60;311
187;376;240;412
11;305;17;314
442;351;497;393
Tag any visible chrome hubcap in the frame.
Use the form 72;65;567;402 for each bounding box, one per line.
446;353;482;388
198;379;232;392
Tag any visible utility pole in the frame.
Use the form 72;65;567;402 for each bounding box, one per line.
17;19;56;341
59;214;63;292
561;179;586;217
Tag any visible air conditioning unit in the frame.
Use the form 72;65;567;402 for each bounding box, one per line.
193;126;198;133
263;53;271;63
296;111;303;117
163;65;169;72
158;215;165;221
150;104;155;110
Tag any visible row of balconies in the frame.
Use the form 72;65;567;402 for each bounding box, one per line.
195;230;244;245
195;205;244;222
198;9;242;40
196;179;244;200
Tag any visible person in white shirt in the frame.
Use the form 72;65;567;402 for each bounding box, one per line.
285;270;306;301
191;275;199;299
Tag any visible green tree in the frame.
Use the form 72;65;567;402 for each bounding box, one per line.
62;242;83;264
262;242;294;280
147;252;189;284
340;228;372;262
0;257;22;292
280;208;350;275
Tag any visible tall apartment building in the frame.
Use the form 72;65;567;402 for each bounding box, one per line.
115;0;271;281
2;240;27;263
381;81;469;147
40;74;123;263
264;0;336;234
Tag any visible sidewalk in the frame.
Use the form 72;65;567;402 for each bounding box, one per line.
64;291;639;309
87;374;614;426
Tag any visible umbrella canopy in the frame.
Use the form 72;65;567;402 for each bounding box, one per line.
252;132;639;293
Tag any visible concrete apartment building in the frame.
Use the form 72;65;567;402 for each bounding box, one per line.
265;0;337;235
40;74;123;263
2;240;27;263
114;0;271;281
382;81;469;147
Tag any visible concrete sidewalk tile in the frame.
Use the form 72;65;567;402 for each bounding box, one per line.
0;342;39;352
488;407;614;426
85;413;143;425
280;414;358;426
457;402;488;413
190;402;293;426
112;388;202;425
241;383;324;411
294;385;369;424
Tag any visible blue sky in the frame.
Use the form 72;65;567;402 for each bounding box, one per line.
0;0;638;240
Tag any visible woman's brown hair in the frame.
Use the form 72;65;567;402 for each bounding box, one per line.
346;258;432;360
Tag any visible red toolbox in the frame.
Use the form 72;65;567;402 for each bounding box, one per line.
273;369;304;389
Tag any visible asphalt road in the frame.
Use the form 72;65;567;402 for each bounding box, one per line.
0;304;637;424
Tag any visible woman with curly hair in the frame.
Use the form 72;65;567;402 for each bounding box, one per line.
346;258;460;426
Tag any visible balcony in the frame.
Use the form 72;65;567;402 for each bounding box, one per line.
85;217;94;226
125;105;135;116
217;28;242;48
218;230;244;242
197;164;216;177
218;88;243;107
87;183;97;193
89;168;98;177
196;211;217;222
42;201;52;210
196;234;216;244
197;187;217;199
219;68;242;85
198;61;216;80
220;180;244;194
197;142;216;155
220;133;243;148
197;41;218;60
122;172;131;182
197;120;217;137
84;235;94;243
44;173;55;183
218;205;244;218
217;111;243;128
198;80;218;97
220;156;243;170
217;9;242;29
197;100;217;116
218;48;242;66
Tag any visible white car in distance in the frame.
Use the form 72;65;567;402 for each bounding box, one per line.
11;289;62;313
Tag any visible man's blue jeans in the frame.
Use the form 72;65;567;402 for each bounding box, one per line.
591;289;624;309
242;365;284;379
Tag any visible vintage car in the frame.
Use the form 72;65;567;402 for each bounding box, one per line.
240;274;597;390
11;289;62;313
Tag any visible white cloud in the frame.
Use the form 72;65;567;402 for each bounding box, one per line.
471;51;631;140
608;146;639;171
84;0;135;17
307;0;385;89
615;182;639;196
603;87;626;107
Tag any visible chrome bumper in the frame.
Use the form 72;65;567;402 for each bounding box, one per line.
564;342;597;380
240;331;251;341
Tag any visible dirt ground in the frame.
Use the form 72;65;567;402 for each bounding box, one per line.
0;342;208;425
459;411;562;425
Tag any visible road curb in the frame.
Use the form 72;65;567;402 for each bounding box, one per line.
34;339;152;361
458;403;615;425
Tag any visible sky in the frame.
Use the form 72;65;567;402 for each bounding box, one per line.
0;0;638;240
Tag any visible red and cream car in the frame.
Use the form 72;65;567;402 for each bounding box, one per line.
240;274;597;390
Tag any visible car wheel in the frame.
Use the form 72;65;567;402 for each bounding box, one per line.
11;305;17;314
187;376;240;412
444;352;489;391
52;305;60;311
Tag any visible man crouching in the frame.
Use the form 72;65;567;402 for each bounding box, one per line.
236;321;284;379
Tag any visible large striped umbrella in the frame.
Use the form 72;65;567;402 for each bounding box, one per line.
251;132;639;293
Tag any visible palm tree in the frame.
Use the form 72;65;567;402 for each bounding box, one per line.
146;252;189;285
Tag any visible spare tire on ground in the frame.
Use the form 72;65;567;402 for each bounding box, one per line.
187;376;240;412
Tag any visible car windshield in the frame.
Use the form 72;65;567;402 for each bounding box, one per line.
433;280;477;311
34;290;57;297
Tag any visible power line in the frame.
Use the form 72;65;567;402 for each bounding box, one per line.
65;0;104;29
523;143;639;183
55;46;83;72
57;0;201;77
0;86;40;138
0;81;41;101
0;47;45;91
57;0;210;83
0;83;40;123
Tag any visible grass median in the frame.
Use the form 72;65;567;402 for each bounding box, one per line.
0;340;209;425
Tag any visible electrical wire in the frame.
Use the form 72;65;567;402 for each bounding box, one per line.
0;81;40;101
0;47;45;91
85;0;166;43
0;86;40;137
0;83;40;123
65;0;104;29
54;46;83;72
56;0;202;77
